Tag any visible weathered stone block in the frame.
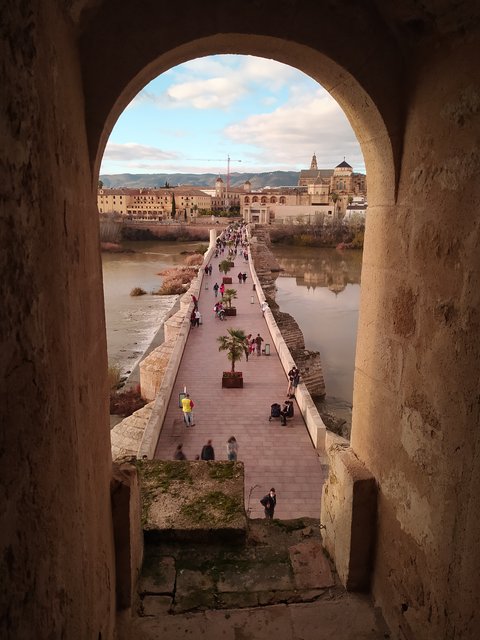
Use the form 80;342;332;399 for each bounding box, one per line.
111;461;143;610
321;437;376;591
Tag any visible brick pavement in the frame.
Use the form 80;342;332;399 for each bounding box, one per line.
154;250;325;519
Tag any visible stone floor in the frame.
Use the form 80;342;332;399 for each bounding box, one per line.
154;250;326;519
119;520;390;640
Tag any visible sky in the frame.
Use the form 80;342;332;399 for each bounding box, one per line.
100;55;365;177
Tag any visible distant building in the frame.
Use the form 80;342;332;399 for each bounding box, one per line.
241;155;367;223
97;187;212;220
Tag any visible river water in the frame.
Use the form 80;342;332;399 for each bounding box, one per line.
102;240;204;378
269;245;362;425
102;241;362;426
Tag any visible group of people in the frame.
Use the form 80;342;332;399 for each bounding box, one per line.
212;282;225;298
176;223;287;519
244;332;264;357
173;435;239;462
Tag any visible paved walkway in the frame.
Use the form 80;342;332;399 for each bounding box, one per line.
154;249;325;519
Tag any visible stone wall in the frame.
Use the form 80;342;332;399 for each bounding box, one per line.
1;2;116;637
250;228;326;398
350;38;480;639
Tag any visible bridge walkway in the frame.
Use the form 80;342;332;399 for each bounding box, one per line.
154;249;325;519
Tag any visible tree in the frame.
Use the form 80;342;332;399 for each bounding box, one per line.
98;179;103;189
218;259;233;275
222;288;237;308
171;193;176;219
217;328;247;372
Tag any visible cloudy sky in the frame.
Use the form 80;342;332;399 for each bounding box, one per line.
101;55;365;176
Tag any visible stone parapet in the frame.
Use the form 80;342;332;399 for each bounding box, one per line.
247;226;327;452
111;461;143;610
137;236;218;459
111;402;155;459
139;340;176;402
320;432;377;591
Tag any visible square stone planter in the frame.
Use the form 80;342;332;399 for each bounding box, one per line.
224;307;237;316
222;373;243;388
222;277;233;284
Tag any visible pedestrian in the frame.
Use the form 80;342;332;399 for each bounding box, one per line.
201;439;215;460
260;488;276;519
213;282;219;297
242;272;247;283
190;308;196;328
174;443;187;460
287;366;300;397
191;294;198;310
249;337;256;355
204;266;209;276
255;333;264;356
227;436;238;461
194;308;201;327
208;264;213;275
238;272;243;284
261;301;269;315
220;283;225;297
181;393;195;427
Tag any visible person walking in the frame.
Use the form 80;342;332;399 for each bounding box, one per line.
227;436;238;461
238;272;243;284
213;282;219;297
201;439;215;460
191;294;198;310
194;308;201;327
242;272;247;283
287;366;300;397
219;282;225;297
174;443;186;460
287;366;299;397
181;393;195;427
260;488;276;519
255;333;264;356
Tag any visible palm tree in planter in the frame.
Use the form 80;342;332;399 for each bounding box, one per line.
222;288;237;316
218;328;247;388
219;259;233;284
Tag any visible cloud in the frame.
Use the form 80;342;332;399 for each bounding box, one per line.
225;90;364;171
102;143;179;162
129;55;307;112
167;77;247;109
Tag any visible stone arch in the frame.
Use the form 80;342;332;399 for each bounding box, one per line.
80;11;403;206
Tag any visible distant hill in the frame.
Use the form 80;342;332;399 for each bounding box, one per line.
99;171;300;189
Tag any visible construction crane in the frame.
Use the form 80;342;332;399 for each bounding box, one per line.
191;155;242;191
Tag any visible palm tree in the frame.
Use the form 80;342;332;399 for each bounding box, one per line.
217;328;247;372
219;259;233;276
222;288;237;308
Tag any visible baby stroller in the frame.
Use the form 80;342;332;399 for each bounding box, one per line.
269;403;281;422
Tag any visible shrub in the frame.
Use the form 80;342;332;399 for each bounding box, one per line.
130;287;147;296
110;386;146;416
108;363;122;390
184;253;204;266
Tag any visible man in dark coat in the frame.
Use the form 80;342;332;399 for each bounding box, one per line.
260;488;276;519
201;439;215;460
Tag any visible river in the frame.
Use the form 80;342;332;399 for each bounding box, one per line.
269;245;362;426
102;240;204;379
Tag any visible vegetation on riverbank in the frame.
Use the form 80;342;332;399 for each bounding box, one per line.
122;226;210;242
110;385;147;416
269;221;364;249
155;252;204;294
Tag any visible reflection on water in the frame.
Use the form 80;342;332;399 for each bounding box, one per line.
270;245;362;424
102;241;203;377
